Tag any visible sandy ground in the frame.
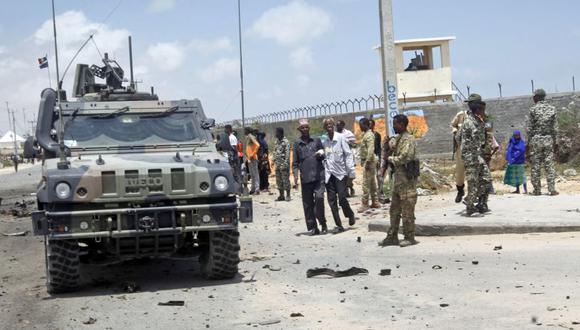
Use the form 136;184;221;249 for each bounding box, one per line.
1;166;580;330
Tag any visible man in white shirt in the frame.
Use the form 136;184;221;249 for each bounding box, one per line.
224;125;241;190
336;120;356;197
322;118;356;232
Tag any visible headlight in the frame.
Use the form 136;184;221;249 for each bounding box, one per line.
55;182;71;199
214;175;229;192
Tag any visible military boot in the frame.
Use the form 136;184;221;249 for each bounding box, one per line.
476;195;491;213
400;236;419;248
370;199;381;209
285;190;291;201
276;190;285;201
378;234;399;247
357;200;369;213
465;206;479;217
455;185;465;203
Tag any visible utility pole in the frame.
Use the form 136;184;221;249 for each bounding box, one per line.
5;102;18;156
378;0;399;137
237;0;246;129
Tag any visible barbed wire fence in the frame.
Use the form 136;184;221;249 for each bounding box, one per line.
220;94;386;127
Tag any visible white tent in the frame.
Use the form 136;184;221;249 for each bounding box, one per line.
0;131;25;151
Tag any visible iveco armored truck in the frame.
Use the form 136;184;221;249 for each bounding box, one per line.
28;51;252;293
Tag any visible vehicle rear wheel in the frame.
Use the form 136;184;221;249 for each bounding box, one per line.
46;239;81;293
199;230;240;279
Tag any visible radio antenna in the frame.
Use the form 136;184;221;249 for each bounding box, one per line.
51;0;68;169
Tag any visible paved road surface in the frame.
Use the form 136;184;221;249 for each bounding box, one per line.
1;170;579;329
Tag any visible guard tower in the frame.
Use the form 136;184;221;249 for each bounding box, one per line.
394;36;456;103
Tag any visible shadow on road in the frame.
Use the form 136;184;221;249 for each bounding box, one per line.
45;257;244;299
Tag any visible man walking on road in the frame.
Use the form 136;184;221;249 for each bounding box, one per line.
273;127;291;202
293;119;328;235
322;118;356;233
460;101;492;216
527;89;559;196
380;115;419;247
244;127;261;195
336;120;356;197
358;118;379;213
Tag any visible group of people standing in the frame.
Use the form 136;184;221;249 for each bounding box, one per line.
218;88;560;247
283;115;419;247
219;125;272;195
451;89;559;217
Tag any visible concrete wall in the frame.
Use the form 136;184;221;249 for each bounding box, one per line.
250;92;580;156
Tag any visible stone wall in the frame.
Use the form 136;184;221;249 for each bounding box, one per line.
246;92;580;156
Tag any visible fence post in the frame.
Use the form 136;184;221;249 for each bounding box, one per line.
498;82;502;98
466;85;470;96
531;79;534;93
573;76;576;92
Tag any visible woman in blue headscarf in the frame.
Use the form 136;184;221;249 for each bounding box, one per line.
503;130;527;194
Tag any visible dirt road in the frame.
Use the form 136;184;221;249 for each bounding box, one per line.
1;168;579;329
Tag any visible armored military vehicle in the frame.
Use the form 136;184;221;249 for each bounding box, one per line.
27;50;252;293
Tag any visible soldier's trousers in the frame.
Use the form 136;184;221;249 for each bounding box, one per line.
530;136;557;194
248;159;260;193
326;175;354;228
455;147;465;186
362;161;378;203
376;162;385;198
388;188;417;239
275;168;291;192
301;180;326;231
464;158;492;208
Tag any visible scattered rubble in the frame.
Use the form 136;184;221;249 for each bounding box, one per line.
379;269;391;276
262;265;281;271
290;313;304;318
158;301;185;306
1;231;28;237
82;317;97;325
306;267;368;278
563;169;577;177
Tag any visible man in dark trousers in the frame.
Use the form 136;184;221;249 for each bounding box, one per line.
370;119;384;202
293;118;328;235
322;118;356;233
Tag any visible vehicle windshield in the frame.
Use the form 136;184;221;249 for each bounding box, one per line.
60;111;208;148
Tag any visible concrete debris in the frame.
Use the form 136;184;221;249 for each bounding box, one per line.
158;301;185;306
82;317;97;325
432;265;442;270
439;303;449;308
472;261;479;265
262;265;281;271
563;169;577;177
290;313;304;318
1;231;28;237
494;246;503;251
379;269;392;276
416;188;433;196
307;267;368;278
258;319;281;326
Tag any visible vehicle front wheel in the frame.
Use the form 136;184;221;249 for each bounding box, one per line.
46;239;81;293
199;230;240;280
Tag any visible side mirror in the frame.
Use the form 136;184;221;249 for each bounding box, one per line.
201;118;216;130
23;136;36;159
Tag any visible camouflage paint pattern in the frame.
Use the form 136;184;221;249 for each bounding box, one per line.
526;100;558;194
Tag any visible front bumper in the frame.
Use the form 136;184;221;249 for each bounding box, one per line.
32;200;253;239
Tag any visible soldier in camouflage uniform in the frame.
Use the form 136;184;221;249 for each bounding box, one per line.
273;127;291;201
380;115;419;247
358;118;379;213
460;101;493;216
527;89;559;196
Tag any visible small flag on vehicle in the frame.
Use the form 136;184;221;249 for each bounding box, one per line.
38;56;48;69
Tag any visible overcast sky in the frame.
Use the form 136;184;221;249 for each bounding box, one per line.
1;0;579;134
